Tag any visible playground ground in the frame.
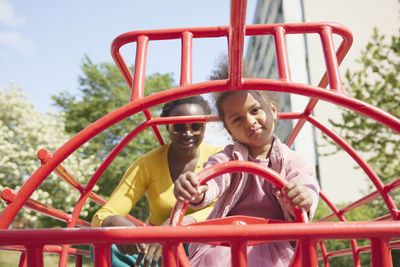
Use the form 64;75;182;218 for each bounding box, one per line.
0;250;91;267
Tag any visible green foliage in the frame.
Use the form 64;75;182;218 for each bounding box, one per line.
327;27;400;186
52;55;175;221
0;85;97;228
313;201;374;266
319;24;400;266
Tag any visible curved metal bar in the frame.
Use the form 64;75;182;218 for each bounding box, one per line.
2;79;400;228
307;116;398;219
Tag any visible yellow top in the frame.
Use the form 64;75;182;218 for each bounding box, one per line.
91;142;222;227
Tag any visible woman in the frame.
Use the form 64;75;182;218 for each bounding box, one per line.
91;95;222;267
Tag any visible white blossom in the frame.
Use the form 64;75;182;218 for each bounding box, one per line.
0;85;98;226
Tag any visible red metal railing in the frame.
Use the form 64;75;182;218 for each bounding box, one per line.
1;0;400;266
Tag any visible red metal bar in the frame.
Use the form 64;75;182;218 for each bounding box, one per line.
319;26;343;92
143;109;165;145
93;244;111;267
228;0;247;89
111;22;352;90
318;241;330;267
171;161;307;227
319;239;400;261
131;35;149;100
1;222;400;247
0;244;89;256
75;254;82;267
180;31;193;86
37;149;105;205
300;239;318;267
0;79;398;231
0;222;400;266
26;245;43;267
285;100;316;148
274;26;291;81
162;243;179;267
307;115;398;219
1;188;90;227
2;78;400;229
18;252;26;267
231;241;247;267
371;238;392;267
286;23;353;147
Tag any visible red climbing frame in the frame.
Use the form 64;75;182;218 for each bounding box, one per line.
1;0;400;266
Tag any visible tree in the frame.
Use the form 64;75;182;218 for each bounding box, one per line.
0;84;98;228
321;22;400;266
313;201;373;266
328;26;400;201
52;55;175;220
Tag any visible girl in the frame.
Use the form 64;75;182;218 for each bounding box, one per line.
174;90;320;266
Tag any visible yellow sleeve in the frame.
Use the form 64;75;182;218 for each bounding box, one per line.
185;142;223;222
91;157;149;227
186;203;215;222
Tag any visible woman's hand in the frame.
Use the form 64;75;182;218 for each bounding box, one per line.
136;215;197;267
101;215;148;257
174;171;208;204
273;179;313;217
134;243;162;267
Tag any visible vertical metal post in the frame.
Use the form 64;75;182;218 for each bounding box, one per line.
26;245;43;267
300;239;318;267
229;0;247;89
162;242;179;267
75;254;83;267
231;241;247;267
320;27;342;93
274;26;291;81
132;35;149;100
93;244;111;267
18;252;27;267
180;31;193;86
371;238;392;267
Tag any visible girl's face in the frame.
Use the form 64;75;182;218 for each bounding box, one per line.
222;91;277;157
168;103;206;155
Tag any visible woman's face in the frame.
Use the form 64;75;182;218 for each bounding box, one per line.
168;103;207;154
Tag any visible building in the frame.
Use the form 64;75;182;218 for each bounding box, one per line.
245;0;400;203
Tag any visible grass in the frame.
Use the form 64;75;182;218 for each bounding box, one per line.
0;250;92;267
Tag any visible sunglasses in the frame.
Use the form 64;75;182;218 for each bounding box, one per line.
171;123;205;133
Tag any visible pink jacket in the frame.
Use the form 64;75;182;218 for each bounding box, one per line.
189;136;320;267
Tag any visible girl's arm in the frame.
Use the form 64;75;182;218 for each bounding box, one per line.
174;146;235;208
274;179;314;218
279;151;320;220
174;171;208;204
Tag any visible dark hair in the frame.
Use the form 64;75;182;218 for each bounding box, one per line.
160;95;211;117
209;55;279;124
208;53;253;80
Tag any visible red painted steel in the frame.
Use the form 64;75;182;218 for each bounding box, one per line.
180;31;193;86
1;222;400;264
169;161;308;267
1;0;400;266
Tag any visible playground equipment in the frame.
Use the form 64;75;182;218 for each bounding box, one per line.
1;0;400;266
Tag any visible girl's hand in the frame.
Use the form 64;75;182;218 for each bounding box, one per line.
174;171;208;204
274;179;313;216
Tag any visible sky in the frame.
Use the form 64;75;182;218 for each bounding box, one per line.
0;0;257;114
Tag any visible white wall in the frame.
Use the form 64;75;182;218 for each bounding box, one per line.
301;0;399;203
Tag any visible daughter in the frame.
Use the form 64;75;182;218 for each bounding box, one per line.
174;90;320;266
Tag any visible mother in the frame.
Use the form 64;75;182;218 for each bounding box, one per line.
91;95;222;267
